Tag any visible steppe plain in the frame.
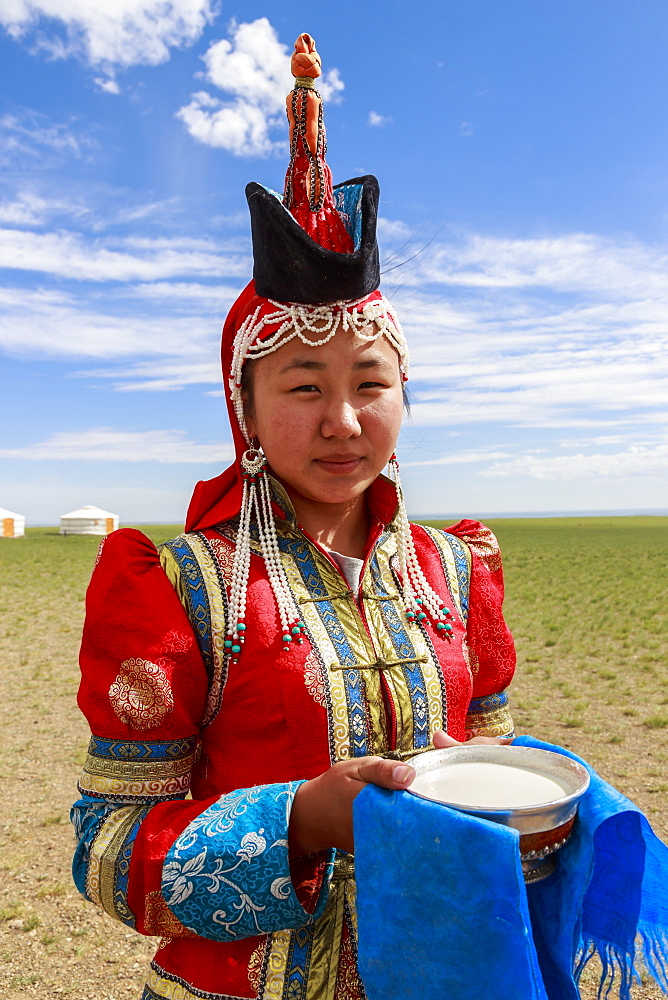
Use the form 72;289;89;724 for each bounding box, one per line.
1;517;666;999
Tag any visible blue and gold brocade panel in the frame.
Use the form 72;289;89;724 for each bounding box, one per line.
466;691;514;738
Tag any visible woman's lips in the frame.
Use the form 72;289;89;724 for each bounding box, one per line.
314;456;363;475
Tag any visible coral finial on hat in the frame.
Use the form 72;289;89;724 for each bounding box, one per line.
291;31;322;79
283;33;353;252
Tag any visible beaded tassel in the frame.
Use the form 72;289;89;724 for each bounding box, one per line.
388;454;455;640
225;449;305;664
285;82;326;213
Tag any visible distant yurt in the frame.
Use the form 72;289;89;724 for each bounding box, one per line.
0;506;26;538
59;505;119;536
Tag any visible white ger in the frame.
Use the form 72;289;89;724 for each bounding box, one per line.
59;505;119;536
0;506;26;538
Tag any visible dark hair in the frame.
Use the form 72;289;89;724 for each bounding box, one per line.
240;358;257;419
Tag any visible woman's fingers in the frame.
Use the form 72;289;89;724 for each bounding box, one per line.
432;730;461;748
353;756;415;789
289;756;416;856
433;729;513;748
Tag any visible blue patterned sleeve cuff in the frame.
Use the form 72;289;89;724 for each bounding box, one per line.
161;781;334;941
71;795;113;898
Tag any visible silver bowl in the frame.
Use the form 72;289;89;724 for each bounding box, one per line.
407;745;590;883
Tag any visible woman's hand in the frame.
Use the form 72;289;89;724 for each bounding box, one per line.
289;756;415;856
290;731;513;856
433;729;513;748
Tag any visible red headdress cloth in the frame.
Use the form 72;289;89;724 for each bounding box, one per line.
185;32;407;532
185;280;257;532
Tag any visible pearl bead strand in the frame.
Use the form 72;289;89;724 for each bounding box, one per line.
225;449;305;665
388;454;455;640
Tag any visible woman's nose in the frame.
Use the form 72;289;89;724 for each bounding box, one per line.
320;398;362;438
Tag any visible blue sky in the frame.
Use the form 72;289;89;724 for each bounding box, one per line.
1;0;667;523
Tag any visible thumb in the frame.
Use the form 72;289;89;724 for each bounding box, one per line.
433;730;463;748
354;756;416;790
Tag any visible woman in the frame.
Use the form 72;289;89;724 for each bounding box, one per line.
72;34;515;1000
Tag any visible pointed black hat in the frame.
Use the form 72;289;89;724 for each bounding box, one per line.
246;174;381;304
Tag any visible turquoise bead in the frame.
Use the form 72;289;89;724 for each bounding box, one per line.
237;623;246;631
231;644;241;653
417;611;426;620
436;622;446;630
282;634;291;642
291;626;300;634
444;623;453;631
224;640;233;648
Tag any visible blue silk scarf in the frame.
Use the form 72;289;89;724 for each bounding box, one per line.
353;737;668;1000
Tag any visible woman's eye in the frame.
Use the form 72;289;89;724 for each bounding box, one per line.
358;381;384;390
290;384;320;393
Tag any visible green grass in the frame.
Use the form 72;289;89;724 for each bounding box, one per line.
0;525;183;646
418;516;668;790
1;517;667;837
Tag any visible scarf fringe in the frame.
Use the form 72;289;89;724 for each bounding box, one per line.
575;925;668;999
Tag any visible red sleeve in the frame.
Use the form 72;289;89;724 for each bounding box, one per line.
78;528;208;736
76;527;213;937
445;520;516;737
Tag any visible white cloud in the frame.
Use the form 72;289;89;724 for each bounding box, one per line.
481;444;668;480
94;76;121;94
0;0;217;72
176;90;284;158
368;111;391;127
402;448;513;468
0;427;233;464
377;218;412;241
459;122;475;137
0;228;250;281
129;280;242;304
78;358;222;391
1;204;667;441
177;18;344;157
0;190;65;225
0;285;223;358
418;231;668;297
0;111;92;165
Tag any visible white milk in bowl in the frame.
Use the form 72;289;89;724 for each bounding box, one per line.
411;760;569;809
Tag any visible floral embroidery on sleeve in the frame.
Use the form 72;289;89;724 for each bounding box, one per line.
161;782;333;941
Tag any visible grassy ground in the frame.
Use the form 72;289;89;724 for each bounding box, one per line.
0;519;666;999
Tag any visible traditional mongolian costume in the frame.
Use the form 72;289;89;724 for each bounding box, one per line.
71;33;516;1000
73;32;668;1000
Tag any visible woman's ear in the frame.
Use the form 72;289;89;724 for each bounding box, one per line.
244;408;257;439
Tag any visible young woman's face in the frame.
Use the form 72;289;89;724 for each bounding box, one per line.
244;326;405;509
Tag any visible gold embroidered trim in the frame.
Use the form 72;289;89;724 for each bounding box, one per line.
79;767;192;801
299;592;353;604
466;703;514;738
328;655;429;671
262;929;292;1000
363;539;446;746
360;590;400;602
86;805;144;916
331;853;355;881
145;964;251;999
176;533;229;727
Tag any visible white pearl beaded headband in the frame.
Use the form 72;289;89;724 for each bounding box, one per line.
229;293;409;444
